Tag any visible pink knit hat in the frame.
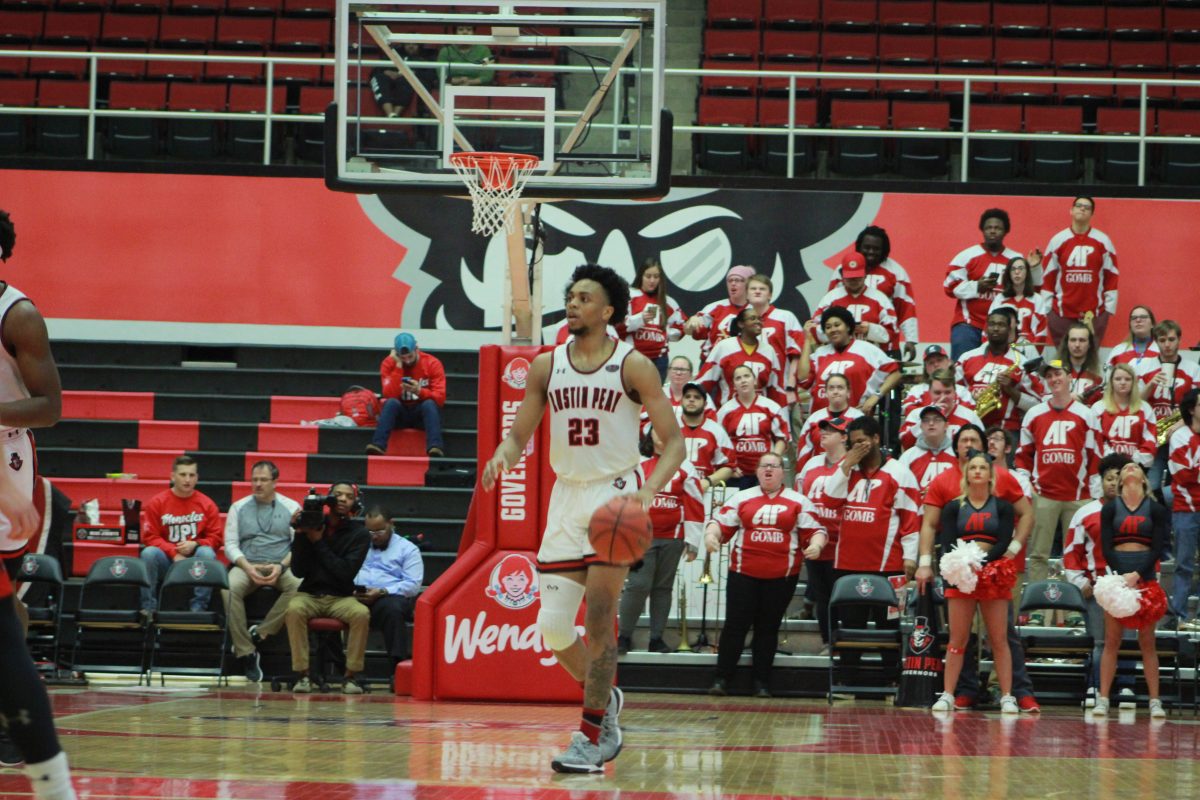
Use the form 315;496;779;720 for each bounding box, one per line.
726;265;756;282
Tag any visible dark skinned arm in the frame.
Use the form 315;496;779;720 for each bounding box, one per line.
0;302;61;428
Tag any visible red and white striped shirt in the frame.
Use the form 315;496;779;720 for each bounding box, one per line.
1062;499;1107;590
898;439;958;498
990;293;1049;346
759;304;806;360
690;299;746;361
641;456;706;548
811;285;900;349
1091;400;1158;467
713;486;826;579
620;290;685;360
956;344;1042;432
944;243;1022;329
1168;425;1200;513
1016;400;1102;502
898;403;984;450
802;339;899;413
1105;340;1159;378
901;383;976;418
677;415;735;478
717;395;790;475
796;455;844;563
828;257;919;345
822;458;921;573
794;405;865;465
1139;357;1200;420
698;336;786;406
1042;226;1119;318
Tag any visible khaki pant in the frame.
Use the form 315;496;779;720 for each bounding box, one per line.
222;566;302;658
285;593;370;674
1028;494;1089;583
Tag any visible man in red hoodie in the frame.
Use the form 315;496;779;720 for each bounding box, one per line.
367;332;447;457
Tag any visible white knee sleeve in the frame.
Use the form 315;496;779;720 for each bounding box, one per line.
537;573;585;651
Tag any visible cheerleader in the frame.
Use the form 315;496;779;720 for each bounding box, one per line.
1094;462;1170;718
927;451;1022;714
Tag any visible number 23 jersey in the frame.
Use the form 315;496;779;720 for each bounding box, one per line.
547;339;644;482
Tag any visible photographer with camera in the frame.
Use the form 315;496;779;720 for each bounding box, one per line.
353;507;424;668
222;461;302;683
284;481;371;694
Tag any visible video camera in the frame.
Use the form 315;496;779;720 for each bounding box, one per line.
297;489;337;530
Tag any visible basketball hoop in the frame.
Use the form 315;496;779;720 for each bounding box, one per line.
449;151;540;237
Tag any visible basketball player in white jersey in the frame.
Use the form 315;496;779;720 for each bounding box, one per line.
0;209;76;798
483;264;685;774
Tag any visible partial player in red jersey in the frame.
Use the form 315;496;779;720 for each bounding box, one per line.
1105;305;1158;380
617;426;706;655
795;373;864;464
746;273;805;403
944;208;1041;360
0;208;77;798
716;365;790;490
620;257;685;380
1167;388;1200;629
899;404;958;498
697;307;786;406
796;415;849;647
898;368;983;450
956;307;1042;434
675;382;734;487
706;452;827;697
827;226;920;360
800;306;901;415
1093;363;1157;469
811;255;900;350
683;265;753;361
1016;359;1103;585
989;255;1049;352
1042;196;1118;343
1055;321;1103;405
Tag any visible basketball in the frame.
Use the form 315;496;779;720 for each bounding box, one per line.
588;496;653;566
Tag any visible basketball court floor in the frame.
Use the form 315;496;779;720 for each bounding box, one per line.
2;684;1199;799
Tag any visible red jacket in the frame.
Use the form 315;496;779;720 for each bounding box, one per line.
141;489;223;559
380;351;446;407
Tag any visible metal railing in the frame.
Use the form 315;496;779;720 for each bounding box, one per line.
2;48;1197;185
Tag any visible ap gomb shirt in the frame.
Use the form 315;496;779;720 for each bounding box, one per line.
898;442;958;499
697;336;786;406
691;299;746;360
990;293;1049;346
811;285;901;349
640;456;706;547
827;257;919;345
621;290;685;360
1063;500;1107;589
1139;357;1200;420
1168;426;1200;513
1091;400;1158;467
1016;400;1102;502
822;458;921;573
794;405;865;464
943;244;1022;328
802;339;898;413
1042;226;1119;318
760;305;806;361
796;456;843;563
717;395;790;474
713;486;826;579
901;383;976;418
898;403;984;450
1105;340;1159;378
141;489;224;559
677;415;735;478
956;344;1041;431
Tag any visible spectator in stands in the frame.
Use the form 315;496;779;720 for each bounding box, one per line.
795;373;864;465
618;427;705;655
1168;388;1200;631
1094;363;1157;470
717;365;789;490
986;425;1020;473
698;307;785;407
827;226;919;360
370;42;436;118
956;307;1041;435
1016;359;1103;588
902;345;972;418
664;356;715;418
1055;321;1103;404
706;452;826;697
746;273;805;404
368;332;447;458
1141;320;1200;498
622;257;685;380
684;265;753;360
990;255;1048;355
285;482;371;694
944;209;1041;360
811;255;900;350
795;416;848;649
222;461;302;683
353;507;424;668
1105;306;1158;378
800;307;901;416
898;368;983;450
139;455;223;614
1042;196;1119;343
899;404;958;498
676;382;734;487
437;25;494;86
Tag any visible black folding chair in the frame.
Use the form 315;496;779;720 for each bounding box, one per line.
828;573;902;702
1017;579;1093;703
149;557;230;686
16;553;65;676
71;555;152;681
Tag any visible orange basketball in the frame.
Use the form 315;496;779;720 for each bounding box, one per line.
588;496;653;566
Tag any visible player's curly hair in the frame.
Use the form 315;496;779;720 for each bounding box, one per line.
0;209;14;262
567;264;630;322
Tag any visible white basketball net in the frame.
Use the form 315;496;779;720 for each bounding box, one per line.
449;152;539;237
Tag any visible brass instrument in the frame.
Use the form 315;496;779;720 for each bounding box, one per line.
974;352;1023;419
1082;310;1095;334
675;577;692;652
699;552;714;584
1158;409;1183;447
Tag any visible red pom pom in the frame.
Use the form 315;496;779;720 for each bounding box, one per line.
1120;580;1168;630
973;558;1018;601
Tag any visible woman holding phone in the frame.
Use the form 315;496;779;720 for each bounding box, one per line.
623;257;686;380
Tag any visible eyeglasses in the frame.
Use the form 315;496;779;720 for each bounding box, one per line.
668;367;691;373
1073;202;1094;210
1130;315;1152;321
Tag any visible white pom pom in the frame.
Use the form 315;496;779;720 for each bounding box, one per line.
939;541;987;594
1094;573;1141;619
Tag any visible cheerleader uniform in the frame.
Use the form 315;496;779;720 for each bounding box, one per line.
938;495;1016;600
1100;495;1169;628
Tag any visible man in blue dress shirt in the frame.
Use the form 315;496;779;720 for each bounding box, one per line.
354;507;424;665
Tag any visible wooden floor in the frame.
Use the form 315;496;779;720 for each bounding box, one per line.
3;683;1200;799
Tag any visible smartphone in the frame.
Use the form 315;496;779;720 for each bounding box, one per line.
353;584;367;593
645;303;659;315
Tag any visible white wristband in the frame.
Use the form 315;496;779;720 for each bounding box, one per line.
918;554;932;567
1006;540;1023;556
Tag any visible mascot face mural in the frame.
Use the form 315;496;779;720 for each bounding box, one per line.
367;188;881;332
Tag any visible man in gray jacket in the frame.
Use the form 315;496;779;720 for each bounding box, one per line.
222;461;302;681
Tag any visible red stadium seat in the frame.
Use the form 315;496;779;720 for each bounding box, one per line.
893;98;950;176
967;102;1021;179
1057;68;1113;106
1107;6;1164;41
697;94;757;126
215;16;273;50
830;97;888;128
824;0;878;31
27;44;88;79
878;34;934;65
298;84;332;114
1157;108;1200;136
995;67;1054;104
100;13;159;46
96;46;148;80
820;64;878;97
0;10;43;43
707;0;760;28
41;10;100;44
996;37;1050;68
0;77;36;105
762;29;820;62
823;31;878;63
970;103;1021;132
1095;106;1145;184
829;97;888;175
1096;106;1142;135
892;98;949;129
1113;70;1173;106
158;15;216;48
268;51;322;84
1024;104;1081;133
37;77;88;107
107;80;167;158
1171;41;1200;72
1050;5;1105;39
937;33;992;66
1165;7;1200;42
108;81;166;111
936;65;995;101
166;81;227;158
273;18;330;51
228;82;284;113
760;60;818;96
700;58;758;95
1112;40;1168;71
146;48;205;81
992;4;1047;37
936;1;990;36
1154;109;1200;184
1174;70;1200;107
763;0;820;30
0;47;30;79
879;1;933;34
205;49;265;83
168;0;223;14
112;0;167;11
226;0;283;14
704;28;759;60
1053;39;1109;71
281;0;333;16
1025;104;1083;181
167;81;225;110
878;64;936;98
758;96;818;126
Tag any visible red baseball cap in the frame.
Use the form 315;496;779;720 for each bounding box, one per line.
841;255;866;279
